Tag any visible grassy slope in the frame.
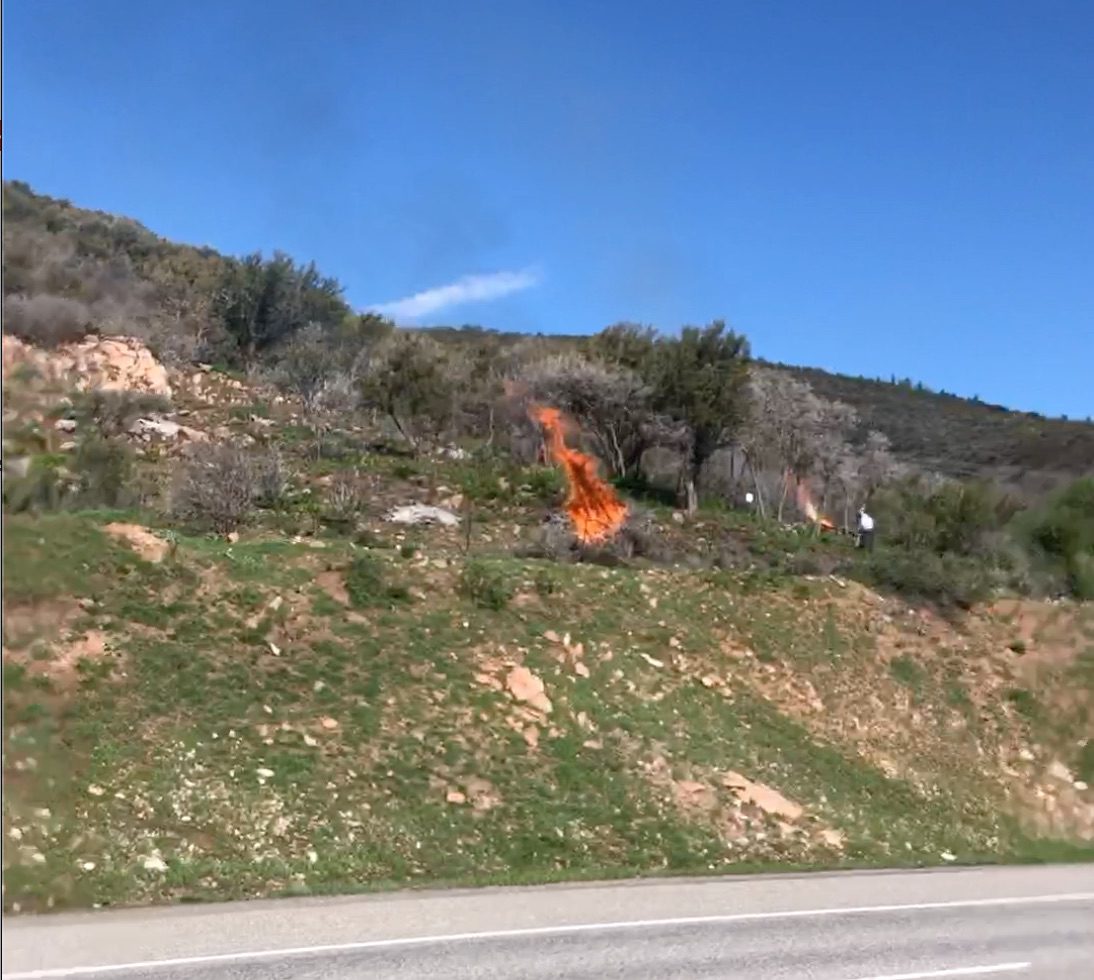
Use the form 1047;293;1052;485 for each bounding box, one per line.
4;503;1092;913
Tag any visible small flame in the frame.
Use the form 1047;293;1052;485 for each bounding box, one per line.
793;477;836;531
531;405;628;543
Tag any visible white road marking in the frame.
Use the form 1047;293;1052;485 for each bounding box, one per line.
3;891;1091;978
844;962;1030;980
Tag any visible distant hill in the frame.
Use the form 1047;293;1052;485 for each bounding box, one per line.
774;363;1093;496
4;179;1092;495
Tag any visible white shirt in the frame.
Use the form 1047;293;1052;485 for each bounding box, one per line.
858;511;875;531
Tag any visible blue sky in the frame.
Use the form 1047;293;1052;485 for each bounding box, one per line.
5;1;1093;418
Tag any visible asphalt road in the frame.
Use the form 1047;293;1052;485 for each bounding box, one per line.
3;865;1092;979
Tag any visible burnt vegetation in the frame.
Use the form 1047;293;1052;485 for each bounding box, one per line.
4;180;1094;606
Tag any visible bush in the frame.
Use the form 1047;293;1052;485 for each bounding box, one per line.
855;547;991;608
344;553;408;607
72;389;172;438
251;449;287;508
169;444;256;533
460;559;514;610
2;454;71;513
1021;478;1094;599
2;439;136;513
2;293;94;346
871;476;1015;559
323;472;361;524
72;437;136;508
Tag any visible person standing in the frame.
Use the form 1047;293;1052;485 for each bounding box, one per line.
857;506;875;550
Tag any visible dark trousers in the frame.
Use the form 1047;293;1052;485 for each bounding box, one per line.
858;529;875;551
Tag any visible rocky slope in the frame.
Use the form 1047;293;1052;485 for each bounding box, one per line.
2;338;1092;913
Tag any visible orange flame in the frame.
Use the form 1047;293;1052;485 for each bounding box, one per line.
793;477;836;531
531;405;628;543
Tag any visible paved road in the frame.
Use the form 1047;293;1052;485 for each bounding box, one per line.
3;865;1092;979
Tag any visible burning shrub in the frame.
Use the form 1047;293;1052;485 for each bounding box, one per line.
531;404;628;543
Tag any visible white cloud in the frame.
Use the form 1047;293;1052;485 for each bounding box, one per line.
367;268;541;322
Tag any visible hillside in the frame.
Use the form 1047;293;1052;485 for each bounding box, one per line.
2;340;1093;913
5;180;1093;495
777;363;1094;496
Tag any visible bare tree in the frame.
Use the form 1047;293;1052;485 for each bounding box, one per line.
517;352;652;478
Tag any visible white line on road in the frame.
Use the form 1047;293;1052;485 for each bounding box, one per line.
4;892;1090;979
845;962;1030;980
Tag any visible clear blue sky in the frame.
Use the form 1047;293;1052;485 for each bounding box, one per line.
5;1;1093;418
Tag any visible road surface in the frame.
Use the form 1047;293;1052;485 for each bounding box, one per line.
3;864;1092;978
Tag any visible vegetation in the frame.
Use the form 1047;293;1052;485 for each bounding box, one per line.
3;513;1091;912
3;180;1093;913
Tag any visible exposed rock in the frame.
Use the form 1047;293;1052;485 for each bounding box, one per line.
102;523;171;563
2;334;172;396
385;504;461;527
722;771;804;821
1047;760;1075;784
130;417;208;442
141;851;168;873
505;666;552;714
446;790;466;805
54;418;77;433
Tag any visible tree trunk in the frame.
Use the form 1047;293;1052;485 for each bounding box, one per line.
685;445;702;514
685;478;699;515
742;451;766;518
776;476;790;522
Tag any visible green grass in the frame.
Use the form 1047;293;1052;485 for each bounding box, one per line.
3;512;1092;914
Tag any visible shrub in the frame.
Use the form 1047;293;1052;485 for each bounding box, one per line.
872;476;1015;559
855;547;991;608
2;454;71;513
1021;478;1094;599
344;553;407;607
345;554;384;607
323;472;361;524
72;389;172;438
460;559;514;610
2;293;94;346
2;439;136;513
72;437;136;508
251;449;287;508
169;444;255;533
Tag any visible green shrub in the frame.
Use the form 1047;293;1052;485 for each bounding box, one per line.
460;559;514;610
855;547;991;608
533;567;558;596
2;439;136;513
521;465;564;503
872;476;1016;558
1021;478;1094;599
344;554;407;607
2;454;70;513
1077;740;1094;783
73;437;136;508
